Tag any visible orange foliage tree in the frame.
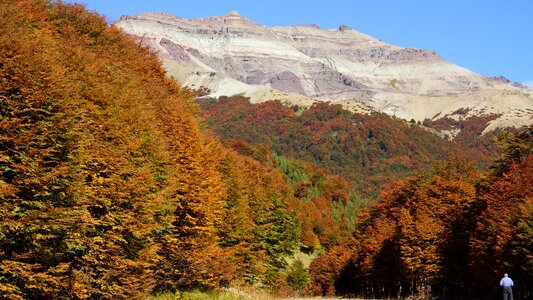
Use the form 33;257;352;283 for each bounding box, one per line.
311;127;532;299
470;127;533;299
211;144;300;284
396;164;477;297
0;1;231;298
314;162;480;299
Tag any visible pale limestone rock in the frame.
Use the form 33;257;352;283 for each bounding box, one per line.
115;12;533;135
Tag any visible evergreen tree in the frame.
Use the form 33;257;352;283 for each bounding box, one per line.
287;259;309;291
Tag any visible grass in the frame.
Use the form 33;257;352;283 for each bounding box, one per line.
146;289;386;299
146;290;242;300
146;288;273;300
390;79;400;92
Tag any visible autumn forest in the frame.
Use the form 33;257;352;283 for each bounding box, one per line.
0;1;531;299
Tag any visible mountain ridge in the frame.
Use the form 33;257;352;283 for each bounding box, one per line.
115;11;533;137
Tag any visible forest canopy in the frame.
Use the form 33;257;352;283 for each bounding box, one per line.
0;1;531;299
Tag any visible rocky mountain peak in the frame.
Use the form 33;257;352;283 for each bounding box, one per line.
115;12;533;135
338;25;352;31
227;10;241;17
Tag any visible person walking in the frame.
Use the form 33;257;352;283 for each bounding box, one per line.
499;273;514;300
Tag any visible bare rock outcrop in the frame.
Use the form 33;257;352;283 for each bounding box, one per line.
115;12;533;134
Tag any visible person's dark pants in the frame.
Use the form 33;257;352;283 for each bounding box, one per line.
503;286;513;300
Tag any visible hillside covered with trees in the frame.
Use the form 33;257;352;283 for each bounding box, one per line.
0;0;314;298
197;96;495;197
0;1;531;299
307;128;532;299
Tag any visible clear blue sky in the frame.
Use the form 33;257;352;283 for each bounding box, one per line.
67;0;533;86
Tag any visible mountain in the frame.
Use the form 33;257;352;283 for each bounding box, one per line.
115;11;533;137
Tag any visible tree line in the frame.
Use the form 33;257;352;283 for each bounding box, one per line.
307;128;532;299
0;1;364;298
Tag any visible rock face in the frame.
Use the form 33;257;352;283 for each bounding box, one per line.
115;12;533;134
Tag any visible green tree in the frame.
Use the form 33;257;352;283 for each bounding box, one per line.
287;259;309;291
490;125;532;177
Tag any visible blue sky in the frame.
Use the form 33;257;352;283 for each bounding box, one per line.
68;0;532;86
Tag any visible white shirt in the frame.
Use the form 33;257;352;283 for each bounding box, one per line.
500;277;514;287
